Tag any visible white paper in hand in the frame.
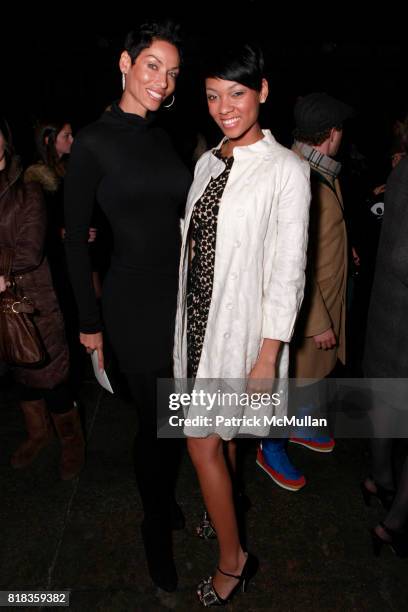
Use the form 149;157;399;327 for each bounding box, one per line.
91;351;114;394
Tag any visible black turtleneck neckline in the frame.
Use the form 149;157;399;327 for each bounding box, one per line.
106;100;156;129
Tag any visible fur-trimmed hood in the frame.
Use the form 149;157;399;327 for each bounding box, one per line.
24;162;60;193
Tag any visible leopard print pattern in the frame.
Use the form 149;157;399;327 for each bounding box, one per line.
187;150;234;377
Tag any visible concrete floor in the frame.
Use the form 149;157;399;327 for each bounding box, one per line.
1;372;407;611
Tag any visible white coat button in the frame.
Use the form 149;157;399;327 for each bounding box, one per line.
234;240;241;248
230;272;238;280
226;302;233;310
264;155;271;161
236;208;244;217
224;332;231;339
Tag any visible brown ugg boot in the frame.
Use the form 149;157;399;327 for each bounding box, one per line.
11;399;54;469
51;404;85;480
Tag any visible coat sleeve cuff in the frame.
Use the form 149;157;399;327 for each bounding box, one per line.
79;318;103;334
262;314;297;344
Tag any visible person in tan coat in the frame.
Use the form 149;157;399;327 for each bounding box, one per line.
257;93;353;491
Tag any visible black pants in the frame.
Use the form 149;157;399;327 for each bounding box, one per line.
17;382;73;414
125;367;183;522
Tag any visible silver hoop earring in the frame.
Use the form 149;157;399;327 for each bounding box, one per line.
163;95;175;109
122;73;126;91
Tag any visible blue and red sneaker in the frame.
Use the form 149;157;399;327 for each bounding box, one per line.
256;440;306;491
289;436;335;453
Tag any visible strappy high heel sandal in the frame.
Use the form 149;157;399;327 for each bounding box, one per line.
360;476;395;511
371;522;408;558
197;553;259;607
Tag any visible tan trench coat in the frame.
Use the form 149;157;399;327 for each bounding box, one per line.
291;150;347;380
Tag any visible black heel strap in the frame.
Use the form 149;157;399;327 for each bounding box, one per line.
217;566;240;580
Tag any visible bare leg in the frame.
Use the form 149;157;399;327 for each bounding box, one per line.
188;435;247;599
226;439;237;474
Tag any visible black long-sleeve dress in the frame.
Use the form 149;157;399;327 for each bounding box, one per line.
64;102;191;373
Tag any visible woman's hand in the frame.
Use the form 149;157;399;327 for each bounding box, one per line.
247;358;276;394
0;275;11;293
80;331;104;370
247;339;281;394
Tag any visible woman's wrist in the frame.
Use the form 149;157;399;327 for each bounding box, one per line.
258;338;281;365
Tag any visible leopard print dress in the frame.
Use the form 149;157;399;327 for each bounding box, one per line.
187;150;234;377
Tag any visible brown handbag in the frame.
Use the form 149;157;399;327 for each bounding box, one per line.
0;249;45;366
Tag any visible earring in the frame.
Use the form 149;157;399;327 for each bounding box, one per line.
163;95;175;109
260;98;266;104
122;73;126;91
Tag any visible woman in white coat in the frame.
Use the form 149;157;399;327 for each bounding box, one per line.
173;44;310;606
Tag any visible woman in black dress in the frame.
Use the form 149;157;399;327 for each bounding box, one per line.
64;20;191;591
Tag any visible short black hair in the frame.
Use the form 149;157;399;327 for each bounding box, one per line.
203;42;264;91
124;19;183;64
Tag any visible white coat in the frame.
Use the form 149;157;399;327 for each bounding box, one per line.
173;130;310;438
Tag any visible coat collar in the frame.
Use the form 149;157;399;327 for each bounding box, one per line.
205;129;278;178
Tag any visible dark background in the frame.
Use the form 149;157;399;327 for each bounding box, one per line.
1;14;407;184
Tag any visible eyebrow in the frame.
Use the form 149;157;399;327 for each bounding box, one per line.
145;54;180;71
206;83;244;93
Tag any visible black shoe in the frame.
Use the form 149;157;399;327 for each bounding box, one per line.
140;518;178;592
197;553;258;606
371;522;408;558
170;499;185;531
361;477;395;511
